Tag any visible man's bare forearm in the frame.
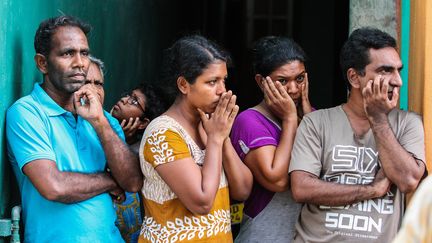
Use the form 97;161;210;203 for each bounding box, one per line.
371;119;424;192
291;171;388;206
47;168;117;204
92;118;143;192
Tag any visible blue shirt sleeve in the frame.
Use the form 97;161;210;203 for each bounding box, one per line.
6;102;56;174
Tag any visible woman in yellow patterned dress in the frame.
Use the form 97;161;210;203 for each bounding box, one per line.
138;35;253;243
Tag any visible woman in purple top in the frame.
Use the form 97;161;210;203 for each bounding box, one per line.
230;36;313;242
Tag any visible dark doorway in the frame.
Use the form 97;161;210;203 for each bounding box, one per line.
153;0;349;110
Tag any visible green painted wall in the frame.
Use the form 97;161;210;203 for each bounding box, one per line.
0;0;165;239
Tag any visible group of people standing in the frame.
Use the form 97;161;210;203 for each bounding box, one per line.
5;14;426;243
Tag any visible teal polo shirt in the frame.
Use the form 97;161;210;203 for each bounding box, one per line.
6;83;125;243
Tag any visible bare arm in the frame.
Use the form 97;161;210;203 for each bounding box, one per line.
156;138;224;215
74;85;143;192
371;121;425;192
244;118;297;192
156;92;238;215
23;159;118;204
290;170;391;206
222;138;253;201
198;101;252;201
245;77;298;192
92;118;143;192
363;76;425;193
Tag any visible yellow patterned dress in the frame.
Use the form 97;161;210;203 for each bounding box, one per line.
138;115;232;243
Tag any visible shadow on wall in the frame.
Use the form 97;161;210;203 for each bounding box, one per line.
1;33;25;220
12;34;24;98
1;126;20;219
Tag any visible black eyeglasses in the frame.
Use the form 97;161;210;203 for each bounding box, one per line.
121;92;146;114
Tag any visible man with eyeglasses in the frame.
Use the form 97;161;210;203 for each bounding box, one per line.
109;84;166;243
86;55;166;242
111;85;165;150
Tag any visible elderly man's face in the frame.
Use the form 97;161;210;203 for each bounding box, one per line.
85;62;105;103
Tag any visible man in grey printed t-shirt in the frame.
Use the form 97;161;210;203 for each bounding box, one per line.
289;27;426;243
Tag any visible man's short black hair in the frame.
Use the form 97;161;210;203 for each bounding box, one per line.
340;27;397;90
34;15;91;57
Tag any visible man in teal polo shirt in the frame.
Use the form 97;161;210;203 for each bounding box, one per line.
6;15;143;242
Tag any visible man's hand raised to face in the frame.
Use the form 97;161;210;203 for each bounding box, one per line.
362;75;400;125
73;84;106;124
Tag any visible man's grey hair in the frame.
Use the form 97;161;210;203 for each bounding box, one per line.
88;55;105;78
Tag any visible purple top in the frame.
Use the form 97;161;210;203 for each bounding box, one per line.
230;109;281;218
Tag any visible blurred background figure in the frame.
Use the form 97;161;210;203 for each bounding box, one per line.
393;175;432;243
110;83;166;243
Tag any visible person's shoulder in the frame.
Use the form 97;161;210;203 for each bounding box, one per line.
389;109;423;124
236;108;263;121
302;106;342;123
147;115;172;128
143;115;188;149
144;115;179;136
232;108;269;131
7;94;40;118
390;108;421;118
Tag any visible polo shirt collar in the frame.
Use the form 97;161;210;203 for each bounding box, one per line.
31;83;68;117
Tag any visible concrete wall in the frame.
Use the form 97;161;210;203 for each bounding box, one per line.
349;0;398;39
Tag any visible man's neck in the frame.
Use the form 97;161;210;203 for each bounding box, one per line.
343;89;371;138
41;80;75;113
344;90;368;119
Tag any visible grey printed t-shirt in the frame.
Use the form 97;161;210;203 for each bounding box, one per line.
289;106;425;243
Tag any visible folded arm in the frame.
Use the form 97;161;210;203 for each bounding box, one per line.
290;170;391;206
74;85;143;192
371;120;425;193
23;159;118;204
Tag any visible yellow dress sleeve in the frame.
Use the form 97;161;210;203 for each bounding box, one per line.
144;128;191;167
